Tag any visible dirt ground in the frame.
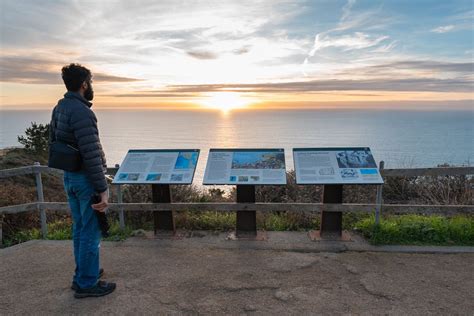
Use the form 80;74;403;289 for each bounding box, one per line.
1;238;473;315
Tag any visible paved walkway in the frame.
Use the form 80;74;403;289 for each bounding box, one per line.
1;235;473;315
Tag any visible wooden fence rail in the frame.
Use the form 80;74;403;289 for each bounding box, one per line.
1;202;473;216
0;163;473;241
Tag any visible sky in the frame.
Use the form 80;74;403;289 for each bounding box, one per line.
0;0;473;111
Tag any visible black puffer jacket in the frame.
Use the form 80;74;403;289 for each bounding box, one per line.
50;91;107;193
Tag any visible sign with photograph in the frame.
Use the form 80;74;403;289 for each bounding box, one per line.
293;147;384;184
113;149;200;184
203;148;287;185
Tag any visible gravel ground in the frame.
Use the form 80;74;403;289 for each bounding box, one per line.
1;238;473;315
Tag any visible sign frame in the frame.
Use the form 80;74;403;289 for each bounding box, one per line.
293;147;384;185
203;148;287;185
112;148;200;185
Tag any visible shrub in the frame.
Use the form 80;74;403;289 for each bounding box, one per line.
17;122;50;154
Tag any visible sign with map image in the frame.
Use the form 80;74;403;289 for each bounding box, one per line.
293;147;383;184
203;148;287;185
113;149;199;184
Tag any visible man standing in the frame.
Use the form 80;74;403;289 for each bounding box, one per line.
50;64;116;298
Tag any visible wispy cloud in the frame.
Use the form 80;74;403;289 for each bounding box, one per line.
1;0;472;107
310;32;389;53
93;73;142;83
115;73;473;97
186;50;219;60
304;0;394;75
368;60;474;73
0;55;142;84
107;93;197;98
0;0;307;84
430;9;473;34
431;25;455;33
341;0;357;22
233;46;251;55
370;41;398;53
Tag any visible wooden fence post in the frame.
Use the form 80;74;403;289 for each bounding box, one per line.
320;184;344;237
375;161;385;226
152;184;175;233
236;185;257;236
34;162;48;239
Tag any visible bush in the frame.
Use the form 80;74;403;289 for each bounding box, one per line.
17;122;50;154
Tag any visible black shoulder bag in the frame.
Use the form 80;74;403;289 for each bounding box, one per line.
48;117;82;172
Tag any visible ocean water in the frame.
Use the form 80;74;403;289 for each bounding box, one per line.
1;109;473;184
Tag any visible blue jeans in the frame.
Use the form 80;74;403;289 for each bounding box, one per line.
64;171;102;289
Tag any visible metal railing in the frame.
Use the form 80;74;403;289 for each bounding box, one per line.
1;162;473;241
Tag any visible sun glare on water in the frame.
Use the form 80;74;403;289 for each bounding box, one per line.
200;92;252;113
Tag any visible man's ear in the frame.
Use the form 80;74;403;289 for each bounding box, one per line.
81;81;88;90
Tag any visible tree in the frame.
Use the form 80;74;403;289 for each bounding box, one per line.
17;122;50;154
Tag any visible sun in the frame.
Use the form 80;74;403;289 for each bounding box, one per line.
200;92;252;113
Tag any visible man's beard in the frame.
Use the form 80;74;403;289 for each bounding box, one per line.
84;85;94;101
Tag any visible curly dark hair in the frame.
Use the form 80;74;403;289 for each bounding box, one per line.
61;63;92;91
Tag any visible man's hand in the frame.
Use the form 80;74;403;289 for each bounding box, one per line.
92;190;109;212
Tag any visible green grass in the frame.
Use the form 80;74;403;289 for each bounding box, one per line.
260;213;320;231
177;211;321;232
103;222;134;241
3;227;42;247
176;211;236;231
355;215;474;246
47;220;73;240
3;220;133;247
3;213;474;247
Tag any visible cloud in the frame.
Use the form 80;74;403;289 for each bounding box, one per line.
304;0;393;75
133;28;211;41
368;60;474;73
310;32;389;54
0;1;80;48
431;25;455;33
92;73;143;82
333;0;390;33
132;75;473;95
430;10;473;34
1;0;472;106
370;41;398;53
0;55;142;84
341;0;357;21
186;50;219;60
107;93;197;98
233;46;251;55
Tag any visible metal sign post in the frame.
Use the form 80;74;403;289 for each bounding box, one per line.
152;184;175;234
236;185;257;236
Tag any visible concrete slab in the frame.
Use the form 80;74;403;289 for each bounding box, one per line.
1;236;474;315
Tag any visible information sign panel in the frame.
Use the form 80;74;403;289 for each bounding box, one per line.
113;149;199;184
203;148;287;185
293;147;383;184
